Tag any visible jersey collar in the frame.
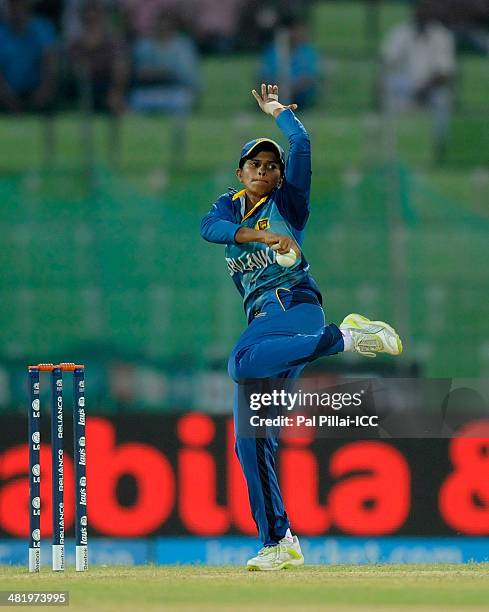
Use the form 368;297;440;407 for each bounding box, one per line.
232;189;269;222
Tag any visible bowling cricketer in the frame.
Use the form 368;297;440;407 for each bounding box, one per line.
200;83;402;570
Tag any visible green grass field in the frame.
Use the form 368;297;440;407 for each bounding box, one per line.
2;565;489;611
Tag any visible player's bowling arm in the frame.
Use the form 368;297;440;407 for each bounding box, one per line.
270;235;301;257
235;228;300;256
201;196;241;244
235;228;271;244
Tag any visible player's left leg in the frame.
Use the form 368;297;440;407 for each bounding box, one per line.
228;301;343;382
340;313;403;357
229;305;402;381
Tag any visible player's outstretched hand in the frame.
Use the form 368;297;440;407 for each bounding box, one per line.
252;83;298;118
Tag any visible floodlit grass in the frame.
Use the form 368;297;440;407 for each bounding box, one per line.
1;564;489;611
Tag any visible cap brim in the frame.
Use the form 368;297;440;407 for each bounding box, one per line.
243;138;283;161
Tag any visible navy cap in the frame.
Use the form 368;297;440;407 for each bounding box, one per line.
239;138;285;170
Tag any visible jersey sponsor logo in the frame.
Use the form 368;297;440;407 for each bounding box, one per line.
225;248;275;275
256;218;270;231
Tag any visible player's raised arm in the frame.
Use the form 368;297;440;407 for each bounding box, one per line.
251;83;298;118
252;83;311;231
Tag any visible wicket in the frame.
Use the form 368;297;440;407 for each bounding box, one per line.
28;362;87;573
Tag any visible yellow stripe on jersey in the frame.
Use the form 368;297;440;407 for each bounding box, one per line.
232;189;270;222
232;189;247;201
275;287;291;311
242;195;269;221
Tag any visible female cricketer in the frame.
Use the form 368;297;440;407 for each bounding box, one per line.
201;83;402;571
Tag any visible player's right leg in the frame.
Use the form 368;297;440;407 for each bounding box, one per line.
233;376;306;571
246;535;304;571
230;298;325;569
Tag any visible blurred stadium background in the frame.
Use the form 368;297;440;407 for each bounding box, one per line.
0;0;488;568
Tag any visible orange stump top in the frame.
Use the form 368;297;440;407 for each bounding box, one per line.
58;362;85;371
28;363;85;371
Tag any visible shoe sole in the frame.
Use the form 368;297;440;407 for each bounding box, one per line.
342;313;403;355
247;558;305;571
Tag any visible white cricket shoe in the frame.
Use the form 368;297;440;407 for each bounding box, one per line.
246;536;304;571
340;313;403;358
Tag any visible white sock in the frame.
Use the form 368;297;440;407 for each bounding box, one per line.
284;528;293;542
341;328;354;351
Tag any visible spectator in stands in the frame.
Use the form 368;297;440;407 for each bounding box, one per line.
0;0;57;113
119;0;187;40
237;0;313;51
189;0;242;54
429;0;489;56
259;16;319;110
63;0;116;42
381;1;456;162
68;0;128;114
128;10;200;113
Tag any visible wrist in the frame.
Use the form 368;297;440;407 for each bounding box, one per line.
263;100;284;116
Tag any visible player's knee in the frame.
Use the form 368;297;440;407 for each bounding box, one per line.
228;348;258;382
227;352;239;381
228;352;245;382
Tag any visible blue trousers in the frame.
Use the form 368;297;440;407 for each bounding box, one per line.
228;288;343;546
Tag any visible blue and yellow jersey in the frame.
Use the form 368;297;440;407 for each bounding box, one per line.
201;109;321;320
